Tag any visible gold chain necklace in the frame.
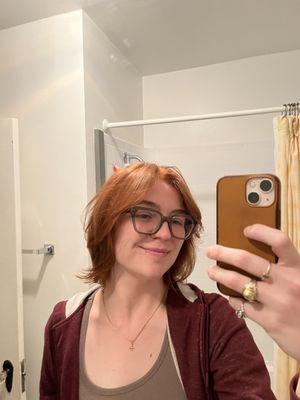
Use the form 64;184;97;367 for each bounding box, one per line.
102;290;166;351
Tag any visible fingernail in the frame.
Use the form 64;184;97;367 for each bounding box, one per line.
244;225;253;235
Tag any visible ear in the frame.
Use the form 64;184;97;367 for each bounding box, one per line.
112;164;121;173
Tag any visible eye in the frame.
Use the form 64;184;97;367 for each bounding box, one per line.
135;211;154;220
171;216;185;226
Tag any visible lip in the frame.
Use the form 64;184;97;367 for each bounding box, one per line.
139;246;170;255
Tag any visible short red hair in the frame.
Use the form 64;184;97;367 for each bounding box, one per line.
80;163;203;288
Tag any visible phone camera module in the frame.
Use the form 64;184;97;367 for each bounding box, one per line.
260;179;272;192
248;192;260;204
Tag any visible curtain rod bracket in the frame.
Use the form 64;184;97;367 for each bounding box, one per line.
102;119;109;132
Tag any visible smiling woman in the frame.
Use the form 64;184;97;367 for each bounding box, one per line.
82;163;202;288
40;163;279;399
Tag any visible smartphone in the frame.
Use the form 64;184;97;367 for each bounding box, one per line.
216;174;281;297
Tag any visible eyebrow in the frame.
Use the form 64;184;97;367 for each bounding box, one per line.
138;200;186;214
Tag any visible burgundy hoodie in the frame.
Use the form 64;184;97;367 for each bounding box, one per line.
40;283;298;399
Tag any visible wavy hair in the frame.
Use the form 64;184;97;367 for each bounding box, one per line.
79;163;203;289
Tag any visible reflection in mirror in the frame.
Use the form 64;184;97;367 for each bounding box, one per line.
1;0;300;398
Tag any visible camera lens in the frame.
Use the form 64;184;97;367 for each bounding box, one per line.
260;179;272;192
248;192;260;204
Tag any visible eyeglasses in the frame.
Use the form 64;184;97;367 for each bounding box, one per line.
127;206;195;240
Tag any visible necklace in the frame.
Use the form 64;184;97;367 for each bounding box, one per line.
102;289;166;351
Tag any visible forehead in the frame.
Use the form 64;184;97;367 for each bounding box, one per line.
141;180;185;212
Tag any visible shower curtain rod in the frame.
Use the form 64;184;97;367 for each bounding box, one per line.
102;105;286;132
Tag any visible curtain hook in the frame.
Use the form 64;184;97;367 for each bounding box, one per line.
288;103;292;116
297;103;300;117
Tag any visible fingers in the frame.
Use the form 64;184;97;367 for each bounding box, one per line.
229;297;276;337
244;224;300;265
229;296;264;323
207;264;268;302
206;244;271;280
229;290;300;361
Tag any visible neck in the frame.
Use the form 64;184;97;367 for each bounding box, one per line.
102;273;167;324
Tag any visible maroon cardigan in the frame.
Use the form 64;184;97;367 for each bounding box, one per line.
40;284;297;399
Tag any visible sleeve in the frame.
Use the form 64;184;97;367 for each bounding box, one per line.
207;294;276;399
39;301;66;400
290;374;300;400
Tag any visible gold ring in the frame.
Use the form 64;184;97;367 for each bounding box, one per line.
242;279;258;302
235;302;246;319
261;261;272;281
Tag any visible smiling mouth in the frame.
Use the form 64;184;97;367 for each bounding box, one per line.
139;246;170;255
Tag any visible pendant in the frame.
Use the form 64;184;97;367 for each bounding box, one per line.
129;342;134;351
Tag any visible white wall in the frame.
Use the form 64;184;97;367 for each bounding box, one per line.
0;11;89;398
0;11;88;399
104;132;152;180
143;49;300;383
82;11;144;197
143;49;300;147
0;10;144;399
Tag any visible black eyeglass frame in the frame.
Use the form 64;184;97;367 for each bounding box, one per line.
127;206;196;240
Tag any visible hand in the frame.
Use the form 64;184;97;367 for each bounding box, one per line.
206;224;300;362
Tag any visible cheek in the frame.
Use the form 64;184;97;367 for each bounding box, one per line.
113;228;139;263
176;241;185;257
114;236;131;262
169;241;184;263
113;219;134;250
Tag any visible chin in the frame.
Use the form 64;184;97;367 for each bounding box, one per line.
142;266;170;280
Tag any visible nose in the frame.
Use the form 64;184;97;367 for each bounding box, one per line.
153;220;172;240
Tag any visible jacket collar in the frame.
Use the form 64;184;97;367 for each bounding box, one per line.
65;282;199;318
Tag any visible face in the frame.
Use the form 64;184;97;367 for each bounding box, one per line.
112;180;186;282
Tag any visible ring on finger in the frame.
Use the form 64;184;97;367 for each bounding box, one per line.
261;261;272;281
235;302;246;319
242;279;258;302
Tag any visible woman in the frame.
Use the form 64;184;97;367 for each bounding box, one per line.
40;163;276;399
207;223;300;398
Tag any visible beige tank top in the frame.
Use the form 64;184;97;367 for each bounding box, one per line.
79;293;187;399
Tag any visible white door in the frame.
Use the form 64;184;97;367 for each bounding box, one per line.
0;119;26;400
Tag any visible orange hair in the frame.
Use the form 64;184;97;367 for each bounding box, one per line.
80;163;203;288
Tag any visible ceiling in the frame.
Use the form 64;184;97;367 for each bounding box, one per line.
1;0;300;75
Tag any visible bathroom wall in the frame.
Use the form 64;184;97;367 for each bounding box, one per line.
142;49;300;383
0;11;88;398
82;11;143;198
103;132;152;180
0;10;143;399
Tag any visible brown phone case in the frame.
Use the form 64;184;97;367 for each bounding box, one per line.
216;174;281;297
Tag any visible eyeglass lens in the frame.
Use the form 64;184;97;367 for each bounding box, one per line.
133;208;194;239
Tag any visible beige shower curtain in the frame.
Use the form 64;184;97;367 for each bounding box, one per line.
274;115;300;399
